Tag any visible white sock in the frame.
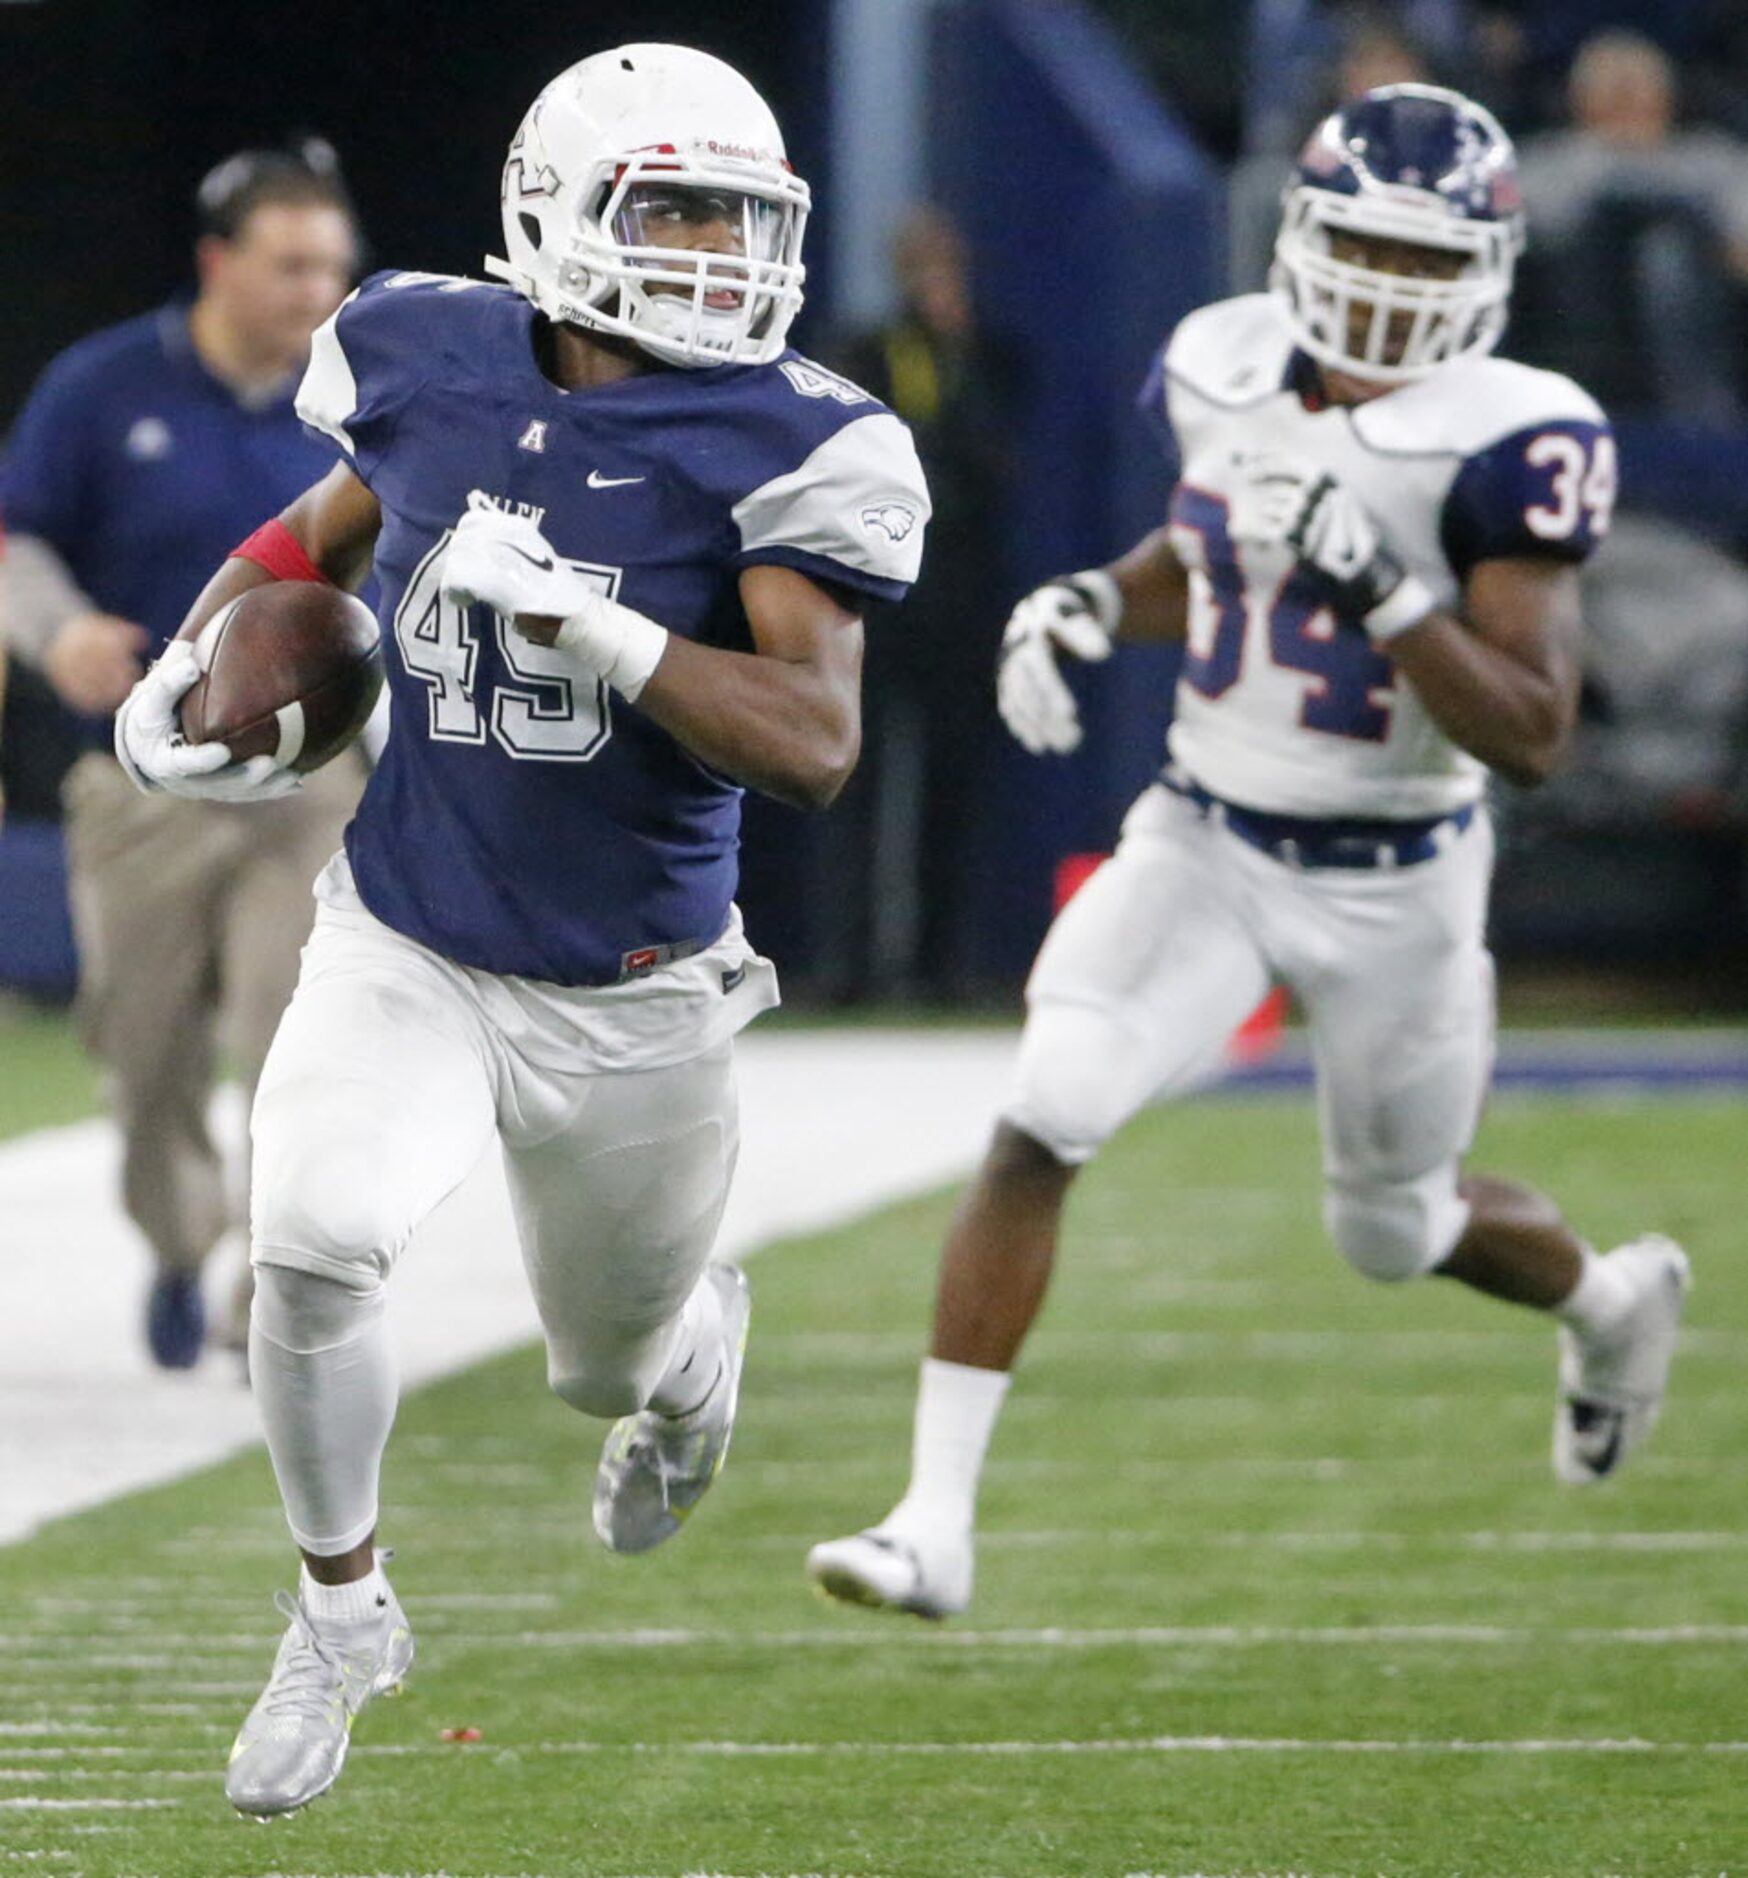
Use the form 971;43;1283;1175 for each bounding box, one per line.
889;1357;1011;1536
648;1269;726;1419
1556;1244;1634;1338
299;1558;391;1627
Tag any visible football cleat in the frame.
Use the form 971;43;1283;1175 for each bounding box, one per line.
146;1270;205;1369
592;1262;751;1554
806;1524;972;1620
1554;1234;1691;1485
225;1580;414;1818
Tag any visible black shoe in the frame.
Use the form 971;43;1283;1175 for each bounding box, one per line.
146;1272;205;1368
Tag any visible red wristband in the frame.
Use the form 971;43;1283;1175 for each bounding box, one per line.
230;518;331;585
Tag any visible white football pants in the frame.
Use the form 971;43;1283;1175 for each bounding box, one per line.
247;874;767;1553
1005;783;1495;1282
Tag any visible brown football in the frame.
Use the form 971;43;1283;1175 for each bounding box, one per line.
179;583;383;774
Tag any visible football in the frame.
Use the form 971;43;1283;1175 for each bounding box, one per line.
179;582;383;774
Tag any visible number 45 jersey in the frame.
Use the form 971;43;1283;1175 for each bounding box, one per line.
1144;294;1613;820
296;269;930;986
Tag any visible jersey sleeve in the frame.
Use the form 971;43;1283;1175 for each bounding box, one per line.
295;272;430;486
1439;418;1617;579
728;410;931;602
0;346;99;557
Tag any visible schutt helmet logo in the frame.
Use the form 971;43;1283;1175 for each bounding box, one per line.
860;501;918;543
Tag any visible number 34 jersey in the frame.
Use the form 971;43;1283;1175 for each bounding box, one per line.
295;269;930;987
1142;293;1613;821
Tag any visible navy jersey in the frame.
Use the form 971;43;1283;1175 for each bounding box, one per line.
297;270;930;985
1;305;341;743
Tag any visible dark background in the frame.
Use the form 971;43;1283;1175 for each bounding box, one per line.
0;0;824;421
6;0;1746;1005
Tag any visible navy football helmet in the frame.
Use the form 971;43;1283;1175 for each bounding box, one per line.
1271;84;1524;382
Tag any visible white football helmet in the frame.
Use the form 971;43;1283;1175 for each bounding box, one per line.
486;43;809;369
1270;84;1524;383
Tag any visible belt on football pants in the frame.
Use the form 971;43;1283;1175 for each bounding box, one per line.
1161;772;1476;871
614;933;716;982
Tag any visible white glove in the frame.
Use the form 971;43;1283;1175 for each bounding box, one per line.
996;570;1121;755
1225;452;1434;641
439;491;667;699
113;641;300;801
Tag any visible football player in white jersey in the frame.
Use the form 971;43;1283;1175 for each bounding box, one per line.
808;84;1689;1621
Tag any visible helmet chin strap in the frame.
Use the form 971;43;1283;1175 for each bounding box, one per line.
483;249;750;369
482;254;532;295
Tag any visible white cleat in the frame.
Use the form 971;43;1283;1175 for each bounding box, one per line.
1554;1234;1691;1485
806;1524;972;1620
593;1262;751;1555
225;1582;414;1818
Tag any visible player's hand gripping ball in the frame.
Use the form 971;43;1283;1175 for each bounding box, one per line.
180;582;382;771
116;583;382;801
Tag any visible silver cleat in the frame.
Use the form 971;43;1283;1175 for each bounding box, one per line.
225;1578;414;1818
593;1262;751;1554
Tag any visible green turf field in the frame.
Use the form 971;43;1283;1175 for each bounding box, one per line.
0;1001;100;1141
1;1092;1741;1878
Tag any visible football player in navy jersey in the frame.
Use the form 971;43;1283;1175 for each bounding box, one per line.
113;44;929;1816
808;86;1690;1622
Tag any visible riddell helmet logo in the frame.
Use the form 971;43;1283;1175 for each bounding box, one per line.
700;138;769;162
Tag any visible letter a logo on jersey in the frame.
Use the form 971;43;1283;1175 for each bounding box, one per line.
518;420;548;453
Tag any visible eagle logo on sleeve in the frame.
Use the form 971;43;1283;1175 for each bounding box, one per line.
859;499;919;543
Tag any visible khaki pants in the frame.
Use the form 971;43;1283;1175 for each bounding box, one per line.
62;752;363;1275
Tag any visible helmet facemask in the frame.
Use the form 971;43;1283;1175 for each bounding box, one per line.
1272;188;1519;382
571;153;809;367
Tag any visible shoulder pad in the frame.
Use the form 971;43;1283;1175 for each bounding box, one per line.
1163;295;1296;408
296;270;509;473
1353;356;1606;459
731;410;931;597
773;354;881;410
368;269;495;301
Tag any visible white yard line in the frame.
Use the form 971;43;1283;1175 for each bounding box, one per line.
9;1624;1730;1658
342;1734;1748;1759
0;1798;176;1810
0;1029;1018;1547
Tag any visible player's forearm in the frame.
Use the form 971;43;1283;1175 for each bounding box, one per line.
634;634;860;810
1108;528;1189;644
1387;611;1575;785
173;471;380;646
173;557;278;645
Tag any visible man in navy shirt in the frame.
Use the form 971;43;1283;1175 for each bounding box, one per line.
116;44;930;1818
1;144;362;1368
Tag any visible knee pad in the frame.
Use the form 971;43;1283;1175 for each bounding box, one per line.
1323;1173;1468;1284
251;1263;384;1355
251;1118;405;1283
1004;1003;1144;1165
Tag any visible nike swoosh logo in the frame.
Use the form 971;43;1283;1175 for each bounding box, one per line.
720;964;747;995
508;544;554;571
587;471;645;489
